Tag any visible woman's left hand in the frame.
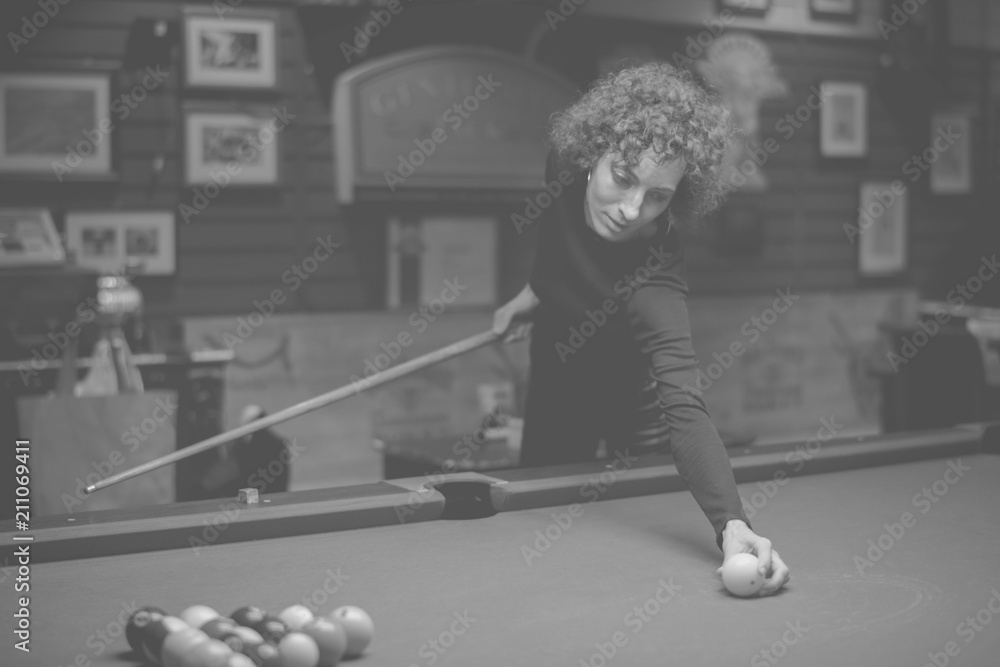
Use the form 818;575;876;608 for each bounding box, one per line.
717;520;791;597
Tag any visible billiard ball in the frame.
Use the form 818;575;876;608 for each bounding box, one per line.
161;628;211;667
142;616;190;665
178;638;234;667
721;553;764;597
126;606;166;653
277;632;320;667
201;617;238;641
250;615;290;644
300;618;348;667
240;640;283;667
328;606;374;658
230;626;266;648
231;606;267;628
224;654;256;667
180;605;221;629
278;605;315;631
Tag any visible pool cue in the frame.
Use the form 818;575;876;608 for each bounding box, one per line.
85;329;502;495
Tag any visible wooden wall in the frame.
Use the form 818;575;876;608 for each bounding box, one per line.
1;0;998;317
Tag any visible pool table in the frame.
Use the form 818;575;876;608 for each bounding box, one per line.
4;423;1000;667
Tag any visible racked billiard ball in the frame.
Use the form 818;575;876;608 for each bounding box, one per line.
277;632;320;667
177;637;234;667
231;606;267;628
224;654;256;667
126;606;166;654
328;606;374;658
202;617;239;640
141;616;189;665
250;615;289;645
300;618;347;667
278;605;315;632
240;640;283;667
160;628;211;667
180;604;221;629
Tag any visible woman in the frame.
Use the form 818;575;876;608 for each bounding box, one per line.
494;62;790;596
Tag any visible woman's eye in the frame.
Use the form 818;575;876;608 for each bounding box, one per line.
612;171;629;185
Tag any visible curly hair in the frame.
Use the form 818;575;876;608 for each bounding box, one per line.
548;62;736;231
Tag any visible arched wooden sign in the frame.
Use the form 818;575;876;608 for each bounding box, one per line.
334;47;579;203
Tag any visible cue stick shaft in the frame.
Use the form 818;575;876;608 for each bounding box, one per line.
85;330;502;494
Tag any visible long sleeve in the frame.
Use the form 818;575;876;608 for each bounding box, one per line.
626;248;750;550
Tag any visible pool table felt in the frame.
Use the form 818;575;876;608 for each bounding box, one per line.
10;454;1000;667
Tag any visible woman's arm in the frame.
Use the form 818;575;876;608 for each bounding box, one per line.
626;252;750;550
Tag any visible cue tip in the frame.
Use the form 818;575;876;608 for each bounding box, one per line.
84;484;97;494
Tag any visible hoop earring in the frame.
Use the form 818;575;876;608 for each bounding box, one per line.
587;170;592;183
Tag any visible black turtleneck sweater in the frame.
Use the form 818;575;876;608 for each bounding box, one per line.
527;151;750;549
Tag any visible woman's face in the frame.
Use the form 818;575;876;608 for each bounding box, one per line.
585;148;686;242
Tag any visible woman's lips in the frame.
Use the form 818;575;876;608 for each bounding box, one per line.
604;212;624;233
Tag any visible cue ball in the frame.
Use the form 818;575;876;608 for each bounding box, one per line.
126;606;166;653
722;553;764;597
142;616;190;665
180;605;221;629
328;606;374;658
278;632;321;667
279;605;315;631
301;618;348;667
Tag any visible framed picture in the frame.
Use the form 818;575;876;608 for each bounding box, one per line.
820;82;867;158
183;7;278;90
930;111;973;194
0;209;65;267
0;72;112;177
858;182;907;277
184;107;280;185
718;0;770;13
65;211;176;275
810;0;857;18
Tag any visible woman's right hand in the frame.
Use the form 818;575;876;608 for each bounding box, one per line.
493;285;540;343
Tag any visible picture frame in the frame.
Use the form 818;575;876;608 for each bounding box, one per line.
184;107;280;186
183;7;278;90
64;211;176;275
930;111;973;194
810;0;857;18
718;0;770;14
0;72;113;177
0;208;66;267
858;182;907;277
820;82;867;158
